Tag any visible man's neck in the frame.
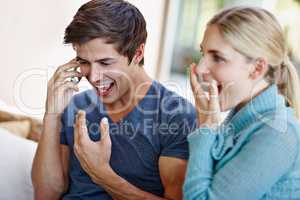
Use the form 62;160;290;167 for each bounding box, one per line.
104;67;152;122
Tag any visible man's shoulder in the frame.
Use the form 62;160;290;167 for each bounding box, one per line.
153;81;196;121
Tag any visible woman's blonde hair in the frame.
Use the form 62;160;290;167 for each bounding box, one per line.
208;6;300;119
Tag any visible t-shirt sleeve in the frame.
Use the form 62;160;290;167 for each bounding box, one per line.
159;102;197;160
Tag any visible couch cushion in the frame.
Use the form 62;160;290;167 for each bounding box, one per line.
0;128;37;200
0;120;31;138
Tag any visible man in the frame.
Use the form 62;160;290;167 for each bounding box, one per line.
31;0;197;199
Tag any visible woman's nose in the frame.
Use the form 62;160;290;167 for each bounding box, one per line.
197;58;210;74
196;59;212;82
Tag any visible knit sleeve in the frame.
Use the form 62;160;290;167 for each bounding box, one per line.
183;125;299;200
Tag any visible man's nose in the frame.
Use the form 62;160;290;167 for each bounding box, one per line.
89;64;104;83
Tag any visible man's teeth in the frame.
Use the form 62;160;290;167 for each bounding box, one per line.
97;81;114;89
99;85;110;89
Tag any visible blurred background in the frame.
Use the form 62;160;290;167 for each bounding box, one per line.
0;0;300;119
163;0;300;101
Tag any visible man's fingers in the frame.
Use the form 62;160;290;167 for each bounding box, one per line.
55;81;79;93
74;112;80;147
79;110;88;137
99;117;110;141
75;110;89;144
55;71;82;83
56;58;79;74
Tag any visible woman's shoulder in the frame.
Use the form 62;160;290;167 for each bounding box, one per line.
249;107;300;161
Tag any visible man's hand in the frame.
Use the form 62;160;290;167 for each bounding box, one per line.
74;110;112;182
73;110;182;200
45;58;82;115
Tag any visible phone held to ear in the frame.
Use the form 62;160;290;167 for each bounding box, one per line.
67;66;82;84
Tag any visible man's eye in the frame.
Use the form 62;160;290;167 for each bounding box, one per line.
78;61;88;65
101;62;111;66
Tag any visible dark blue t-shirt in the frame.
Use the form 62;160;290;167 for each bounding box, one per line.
60;80;197;199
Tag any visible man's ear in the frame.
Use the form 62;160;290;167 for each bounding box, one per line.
249;58;269;80
72;43;78;51
133;43;145;65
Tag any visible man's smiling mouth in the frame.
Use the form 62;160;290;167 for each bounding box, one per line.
95;79;115;97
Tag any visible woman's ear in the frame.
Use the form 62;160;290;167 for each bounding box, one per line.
249;58;269;80
133;43;145;65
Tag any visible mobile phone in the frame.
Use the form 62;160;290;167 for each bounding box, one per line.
67;66;82;84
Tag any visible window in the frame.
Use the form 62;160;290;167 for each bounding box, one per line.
159;0;300;95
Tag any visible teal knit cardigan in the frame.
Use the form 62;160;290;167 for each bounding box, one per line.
183;84;300;199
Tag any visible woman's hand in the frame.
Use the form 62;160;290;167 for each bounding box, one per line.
45;59;82;115
189;63;221;128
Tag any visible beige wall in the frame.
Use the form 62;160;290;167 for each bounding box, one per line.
0;0;165;118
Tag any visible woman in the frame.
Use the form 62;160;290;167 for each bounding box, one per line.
184;6;300;200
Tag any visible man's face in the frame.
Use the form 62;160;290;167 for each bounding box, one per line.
74;38;136;105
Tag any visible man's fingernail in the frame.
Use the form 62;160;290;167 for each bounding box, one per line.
101;117;108;125
78;110;85;117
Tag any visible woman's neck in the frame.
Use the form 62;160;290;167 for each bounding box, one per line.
235;80;270;113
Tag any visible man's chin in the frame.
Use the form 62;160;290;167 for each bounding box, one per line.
97;95;118;104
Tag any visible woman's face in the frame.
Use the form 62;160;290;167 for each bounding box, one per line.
197;24;255;111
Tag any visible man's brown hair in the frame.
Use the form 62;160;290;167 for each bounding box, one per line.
64;0;147;65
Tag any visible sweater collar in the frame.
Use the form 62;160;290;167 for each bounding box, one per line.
223;84;287;133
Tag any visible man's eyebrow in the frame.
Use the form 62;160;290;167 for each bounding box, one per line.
95;58;116;63
76;56;116;63
76;56;88;62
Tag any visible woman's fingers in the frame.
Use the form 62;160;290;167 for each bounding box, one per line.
189;63;208;107
208;80;219;109
208;79;221;123
189;62;221;126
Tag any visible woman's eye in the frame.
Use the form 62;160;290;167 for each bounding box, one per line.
213;55;225;63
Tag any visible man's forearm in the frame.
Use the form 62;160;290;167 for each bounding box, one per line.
91;165;170;200
31;114;66;197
